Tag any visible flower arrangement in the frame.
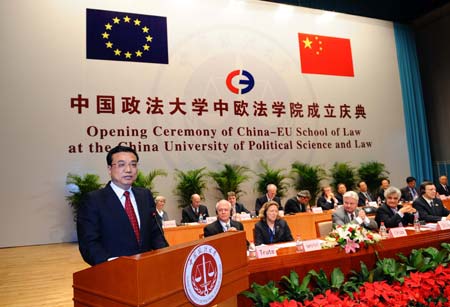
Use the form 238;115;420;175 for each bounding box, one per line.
323;223;381;253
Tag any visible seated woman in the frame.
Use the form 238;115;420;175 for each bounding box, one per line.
254;201;293;245
375;186;416;228
155;195;169;222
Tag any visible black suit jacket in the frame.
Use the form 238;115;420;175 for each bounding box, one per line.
284;197;306;214
317;196;335;210
375;204;414;228
255;195;282;214
401;186;419;202
181;205;209;223
234;202;250;214
203;220;244;237
413;196;450;223
254;219;293;246
358;191;374;206
436;184;450;196
77;183;167;266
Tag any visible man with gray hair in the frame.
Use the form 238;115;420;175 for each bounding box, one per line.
204;199;244;237
332;191;378;230
284;190;311;214
255;183;282;214
375;186;416;228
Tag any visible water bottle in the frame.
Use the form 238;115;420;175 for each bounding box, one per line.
248;241;256;259
414;213;421;232
198;214;203;224
379;222;388;239
295;235;304;253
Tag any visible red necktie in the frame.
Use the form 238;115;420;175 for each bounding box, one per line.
124;191;140;242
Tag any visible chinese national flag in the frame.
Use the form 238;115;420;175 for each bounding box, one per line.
298;33;354;77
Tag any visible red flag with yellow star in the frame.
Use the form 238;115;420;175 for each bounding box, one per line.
298;33;354;77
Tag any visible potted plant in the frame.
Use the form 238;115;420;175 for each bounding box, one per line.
132;169;167;196
209;163;251;200
66;173;103;221
357;161;390;195
254;160;289;198
329;162;357;191
174;167;208;208
290;162;326;204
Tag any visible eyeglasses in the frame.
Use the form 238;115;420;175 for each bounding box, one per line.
111;161;138;169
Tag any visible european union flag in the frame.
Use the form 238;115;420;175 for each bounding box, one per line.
86;9;168;64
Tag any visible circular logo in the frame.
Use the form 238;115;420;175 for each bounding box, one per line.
226;69;255;94
183;244;223;306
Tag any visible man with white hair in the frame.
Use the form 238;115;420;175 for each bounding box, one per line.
332;191;378;230
255;184;282;214
203;199;244;237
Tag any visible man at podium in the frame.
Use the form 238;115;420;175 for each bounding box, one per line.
77;145;168;266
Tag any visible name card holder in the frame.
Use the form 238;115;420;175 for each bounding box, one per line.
162;220;177;228
255;245;278;259
312;207;323;213
205;216;216;224
437;220;450;230
239;213;251;220
388;227;407;238
302;239;322;252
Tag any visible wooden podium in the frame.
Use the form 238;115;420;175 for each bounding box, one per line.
73;231;248;307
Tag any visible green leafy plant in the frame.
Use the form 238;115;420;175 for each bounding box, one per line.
241;281;286;307
343;261;371;297
372;255;406;284
357;161;390;195
208;164;251;199
308;268;344;294
174;167;208;208
132;169;167;195
398;247;449;273
66;173;103;221
279;270;313;302
290;162;326;204
329;162;357;191
254;160;289;198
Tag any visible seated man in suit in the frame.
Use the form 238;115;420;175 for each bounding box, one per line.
255;184;282;214
357;181;374;206
284;190;310;214
376;178;390;203
413;181;450;223
400;176;419;202
436;175;450;197
375;186;416;228
181;194;209;223
332;191;378;230
227;191;250;216
316;186;338;210
77;145;168;266
204;199;244;237
254;201;293;245
335;183;347;205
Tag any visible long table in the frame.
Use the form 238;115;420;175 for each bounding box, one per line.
238;228;450;306
163;211;333;245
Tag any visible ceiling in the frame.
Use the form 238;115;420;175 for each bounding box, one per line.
262;0;450;23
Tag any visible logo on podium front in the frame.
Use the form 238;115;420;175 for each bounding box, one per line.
183;244;223;306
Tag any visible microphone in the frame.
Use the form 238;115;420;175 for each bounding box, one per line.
153;211;169;247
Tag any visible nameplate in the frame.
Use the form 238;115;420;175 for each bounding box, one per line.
368;201;378;207
312;207;323;213
302;239;322;252
205;216;216;224
162;220;177;228
255;245;278;258
239;213;251;220
388;227;407;238
437;220;450;230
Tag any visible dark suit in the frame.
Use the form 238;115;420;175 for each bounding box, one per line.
400;186;419;201
316;196;335;210
436;184;450;196
254;219;293;245
413;196;450;223
203;220;244;237
181;205;209;223
284;197;306;214
335;193;344;205
77;183;167;266
358;191;374;206
375;204;414;228
255;195;282;214
233;202;250;214
377;188;387;203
